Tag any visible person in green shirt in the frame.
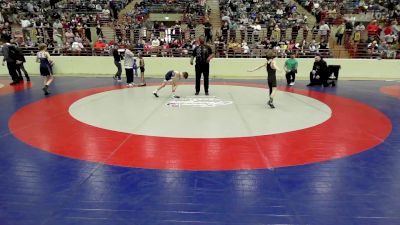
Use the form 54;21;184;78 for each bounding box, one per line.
284;53;298;86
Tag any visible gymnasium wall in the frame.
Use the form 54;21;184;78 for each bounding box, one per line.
1;57;399;80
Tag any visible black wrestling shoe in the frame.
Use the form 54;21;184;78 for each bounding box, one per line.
306;83;313;87
173;95;180;98
195;92;199;95
42;86;50;95
268;101;275;108
267;99;275;109
205;92;209;96
153;91;159;97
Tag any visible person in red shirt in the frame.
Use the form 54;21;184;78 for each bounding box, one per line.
367;20;380;38
383;25;393;36
93;39;106;55
94;39;106;49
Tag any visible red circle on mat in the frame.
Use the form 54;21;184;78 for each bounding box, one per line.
380;85;400;99
0;80;32;96
9;83;392;170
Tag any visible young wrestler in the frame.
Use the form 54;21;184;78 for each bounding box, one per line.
138;53;146;86
248;50;281;108
153;70;189;98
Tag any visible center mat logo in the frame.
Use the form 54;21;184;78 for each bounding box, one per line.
166;96;233;108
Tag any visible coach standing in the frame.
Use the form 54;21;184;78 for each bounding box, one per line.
190;36;214;95
1;39;19;85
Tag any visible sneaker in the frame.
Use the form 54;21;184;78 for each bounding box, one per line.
289;82;295;86
205;92;209;96
195;92;199;95
306;83;313;87
127;83;134;87
26;77;31;82
173;95;180;98
153;91;159;97
117;79;122;82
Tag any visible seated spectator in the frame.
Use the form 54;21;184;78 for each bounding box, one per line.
151;37;160;47
65;29;74;44
71;41;84;54
378;41;390;58
242;41;250;54
368;40;379;56
309;39;319;53
319;39;329;50
367;20;380;39
94;39;106;52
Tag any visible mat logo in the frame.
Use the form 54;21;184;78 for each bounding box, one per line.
166;96;233;108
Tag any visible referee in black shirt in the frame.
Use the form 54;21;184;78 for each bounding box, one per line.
190;36;214;95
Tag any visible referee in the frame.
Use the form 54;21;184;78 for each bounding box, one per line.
190;36;214;95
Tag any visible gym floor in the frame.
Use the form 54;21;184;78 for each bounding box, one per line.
0;77;399;225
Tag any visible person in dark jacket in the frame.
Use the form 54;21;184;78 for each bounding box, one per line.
14;45;30;82
307;55;335;87
112;43;123;81
1;39;20;85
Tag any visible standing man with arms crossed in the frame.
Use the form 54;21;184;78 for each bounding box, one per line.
190;36;214;96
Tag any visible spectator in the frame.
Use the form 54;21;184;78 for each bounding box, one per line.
368;40;379;57
94;39;106;55
84;24;92;43
271;25;280;43
378;41;390;58
203;19;212;42
151;37;160;47
71;41;84;55
309;39;319;53
336;21;345;45
21;17;31;40
319;21;330;40
367;20;380;40
242;41;250;54
291;22;300;41
65;29;74;44
354;22;365;42
252;22;261;42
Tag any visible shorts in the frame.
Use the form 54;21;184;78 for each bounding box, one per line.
140;66;145;73
268;75;277;87
40;65;52;76
164;70;175;82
